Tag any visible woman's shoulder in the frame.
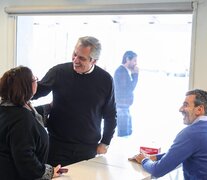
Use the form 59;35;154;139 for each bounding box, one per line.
8;106;35;125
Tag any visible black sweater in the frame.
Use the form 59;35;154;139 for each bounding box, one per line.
33;62;117;147
0;106;49;180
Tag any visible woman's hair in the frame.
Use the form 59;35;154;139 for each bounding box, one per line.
0;66;34;106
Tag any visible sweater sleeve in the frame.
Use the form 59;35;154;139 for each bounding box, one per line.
101;78;117;145
131;72;139;91
141;128;194;178
33;66;57;100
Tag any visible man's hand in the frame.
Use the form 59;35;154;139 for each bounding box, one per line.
97;143;109;154
131;66;139;74
128;153;145;164
128;153;157;164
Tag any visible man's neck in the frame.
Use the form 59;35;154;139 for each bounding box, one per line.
79;65;95;74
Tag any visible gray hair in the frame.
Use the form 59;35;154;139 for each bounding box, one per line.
77;36;102;60
186;89;207;115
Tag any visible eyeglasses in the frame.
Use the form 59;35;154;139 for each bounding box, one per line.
32;76;38;82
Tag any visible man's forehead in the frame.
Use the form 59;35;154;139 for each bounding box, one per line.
185;94;196;102
76;43;91;50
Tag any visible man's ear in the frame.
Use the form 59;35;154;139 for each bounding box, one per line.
196;105;205;115
91;59;97;65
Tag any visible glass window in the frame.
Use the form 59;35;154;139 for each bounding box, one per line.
16;14;192;158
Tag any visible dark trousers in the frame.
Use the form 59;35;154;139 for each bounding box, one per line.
117;107;132;137
47;137;97;166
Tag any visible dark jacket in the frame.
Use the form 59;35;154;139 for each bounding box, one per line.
0;106;49;180
114;65;138;108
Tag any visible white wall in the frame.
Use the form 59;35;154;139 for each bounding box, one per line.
193;0;207;89
1;0;207;90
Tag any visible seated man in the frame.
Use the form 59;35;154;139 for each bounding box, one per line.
130;89;207;179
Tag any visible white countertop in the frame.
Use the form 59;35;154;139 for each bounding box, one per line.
53;153;151;180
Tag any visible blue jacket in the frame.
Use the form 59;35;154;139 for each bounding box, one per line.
114;65;138;108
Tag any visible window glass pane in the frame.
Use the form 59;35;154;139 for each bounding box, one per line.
16;14;192;157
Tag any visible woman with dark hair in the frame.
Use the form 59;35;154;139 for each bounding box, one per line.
0;66;63;180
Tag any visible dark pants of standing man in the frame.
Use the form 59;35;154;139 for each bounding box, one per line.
47;136;97;166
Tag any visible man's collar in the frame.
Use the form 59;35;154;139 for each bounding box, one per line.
84;64;95;74
78;65;95;74
193;116;207;124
